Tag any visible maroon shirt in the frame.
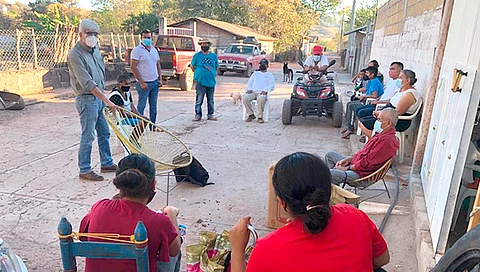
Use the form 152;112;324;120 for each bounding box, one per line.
80;199;178;272
351;130;399;177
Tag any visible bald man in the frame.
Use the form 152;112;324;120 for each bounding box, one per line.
325;108;400;185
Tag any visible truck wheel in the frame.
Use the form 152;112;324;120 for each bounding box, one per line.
243;64;252;78
179;68;194;91
217;69;224;76
282;99;293;125
332;101;342;128
433;225;480;272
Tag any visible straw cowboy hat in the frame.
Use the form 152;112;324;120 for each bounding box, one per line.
198;38;212;45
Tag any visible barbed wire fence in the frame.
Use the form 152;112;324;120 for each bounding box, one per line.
0;29;146;72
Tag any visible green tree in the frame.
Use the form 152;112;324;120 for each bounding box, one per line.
91;0;153;33
341;2;377;32
177;0;251;26
122;12;158;34
22;4;79;31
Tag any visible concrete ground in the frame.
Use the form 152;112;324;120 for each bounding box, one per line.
0;53;416;271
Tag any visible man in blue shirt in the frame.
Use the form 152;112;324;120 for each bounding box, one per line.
341;66;384;139
191;38;219;121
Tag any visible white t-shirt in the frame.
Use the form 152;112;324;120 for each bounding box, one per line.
130;44;159;82
246;71;275;94
304;55;329;68
390;88;422;115
380;79;401;101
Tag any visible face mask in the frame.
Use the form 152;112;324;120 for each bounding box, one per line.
395;79;403;88
201;46;210;52
146;190;156;205
142;38;152;47
313;55;321;62
85;36;97;48
373;120;384;134
259;64;267;72
362;75;370;81
121;86;130;92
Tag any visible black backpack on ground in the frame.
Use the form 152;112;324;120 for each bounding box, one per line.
173;156;213;187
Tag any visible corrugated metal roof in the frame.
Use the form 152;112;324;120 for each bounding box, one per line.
168;17;278;42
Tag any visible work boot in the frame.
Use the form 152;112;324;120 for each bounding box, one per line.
245;114;256;122
258;118;264;123
193;116;201;121
101;164;118;173
207;116;217;121
79;171;104;181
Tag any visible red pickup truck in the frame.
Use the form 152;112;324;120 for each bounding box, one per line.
126;34;200;91
217;41;267;77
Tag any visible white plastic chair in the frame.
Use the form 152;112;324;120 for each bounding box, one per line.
242;92;270;122
452;184;477;230
395;100;423;163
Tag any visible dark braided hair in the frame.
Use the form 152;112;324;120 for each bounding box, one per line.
114;154;155;198
272;152;332;234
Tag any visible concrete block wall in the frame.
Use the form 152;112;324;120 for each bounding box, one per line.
371;2;443;160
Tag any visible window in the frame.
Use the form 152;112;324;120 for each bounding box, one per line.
224;45;253;55
156;37;195;50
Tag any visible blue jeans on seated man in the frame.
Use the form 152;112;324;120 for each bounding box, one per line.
195;83;215;118
75;95;114;174
136;80;159;124
157;252;181;272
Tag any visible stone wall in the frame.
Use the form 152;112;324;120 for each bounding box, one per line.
0;62;128;95
371;0;443;159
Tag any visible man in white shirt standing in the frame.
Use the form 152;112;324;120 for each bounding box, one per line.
130;29;162;124
243;59;275;123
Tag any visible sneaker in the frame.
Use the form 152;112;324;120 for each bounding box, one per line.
245;115;256;122
193;116;201;121
79;171;104;181
207;116;217;121
258;118;264;123
100;164;117;173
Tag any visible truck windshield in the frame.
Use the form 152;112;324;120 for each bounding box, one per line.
225;45;253;55
156;37;195;50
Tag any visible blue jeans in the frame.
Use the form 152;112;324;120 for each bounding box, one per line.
136;80;159;124
355;104;376;119
195;83;215;118
75;95;114;174
157;252;181;272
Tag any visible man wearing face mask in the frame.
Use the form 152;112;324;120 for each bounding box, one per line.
303;45;329;84
191;38;219;121
67;19;117;181
130;29;162;125
326;108;399;185
243;59;275;123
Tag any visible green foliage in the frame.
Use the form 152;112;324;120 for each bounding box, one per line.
22;5;79;31
341;2;377;32
122;12;158;34
178;0;252;26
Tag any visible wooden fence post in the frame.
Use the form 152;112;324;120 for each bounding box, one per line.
123;33;128;49
117;33;122;60
131;34;135;48
15;29;22;70
110;32;116;60
31;28;38;69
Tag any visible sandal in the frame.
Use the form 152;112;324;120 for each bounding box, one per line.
341;130;354;139
340;128;348;134
359;136;366;143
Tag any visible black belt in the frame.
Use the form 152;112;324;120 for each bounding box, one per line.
81;93;94;96
144;79;158;83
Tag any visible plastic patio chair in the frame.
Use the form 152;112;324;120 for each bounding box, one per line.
242;92;271;122
103;107;193;204
342;158;393;203
58;217;149;272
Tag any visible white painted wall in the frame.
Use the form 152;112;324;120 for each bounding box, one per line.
370;8;442;98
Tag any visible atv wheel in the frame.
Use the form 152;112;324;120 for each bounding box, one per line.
179;68;194;91
282;99;293;125
243;64;252;78
332;101;342;128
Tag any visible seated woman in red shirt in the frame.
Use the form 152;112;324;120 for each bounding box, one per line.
230;152;390;272
80;154;181;272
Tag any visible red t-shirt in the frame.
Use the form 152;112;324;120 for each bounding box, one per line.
246;204;387;272
79;199;178;272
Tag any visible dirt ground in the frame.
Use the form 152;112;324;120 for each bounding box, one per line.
0;53;416;271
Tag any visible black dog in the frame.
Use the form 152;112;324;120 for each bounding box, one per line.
283;62;293;83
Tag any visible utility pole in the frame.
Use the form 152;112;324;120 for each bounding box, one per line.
339;12;344;53
346;0;356;73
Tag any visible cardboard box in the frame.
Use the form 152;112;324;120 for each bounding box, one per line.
266;163;360;229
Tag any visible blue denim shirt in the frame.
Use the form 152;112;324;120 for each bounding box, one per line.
67;42;105;95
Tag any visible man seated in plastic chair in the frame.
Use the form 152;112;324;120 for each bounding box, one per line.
325;108;400;185
243;59;275;124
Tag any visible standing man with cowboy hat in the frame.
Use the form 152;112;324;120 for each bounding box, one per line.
191;38;219;121
67;19;117;181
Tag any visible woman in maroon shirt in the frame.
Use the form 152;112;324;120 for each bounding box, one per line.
230;152;390;272
80;154;181;272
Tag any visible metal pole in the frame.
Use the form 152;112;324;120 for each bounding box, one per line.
346;0;356;72
339;13;345;53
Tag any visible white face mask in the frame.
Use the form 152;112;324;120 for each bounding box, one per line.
373;120;384;134
85;36;97;48
395;79;403;89
313;55;321;62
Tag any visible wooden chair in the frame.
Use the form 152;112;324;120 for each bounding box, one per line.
343;159;393;202
58;217;149;272
103;107;193;204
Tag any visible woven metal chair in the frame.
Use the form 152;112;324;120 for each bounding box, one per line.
343;158;393;202
103;107;193;204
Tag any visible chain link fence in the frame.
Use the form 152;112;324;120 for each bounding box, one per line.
0;29;146;72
